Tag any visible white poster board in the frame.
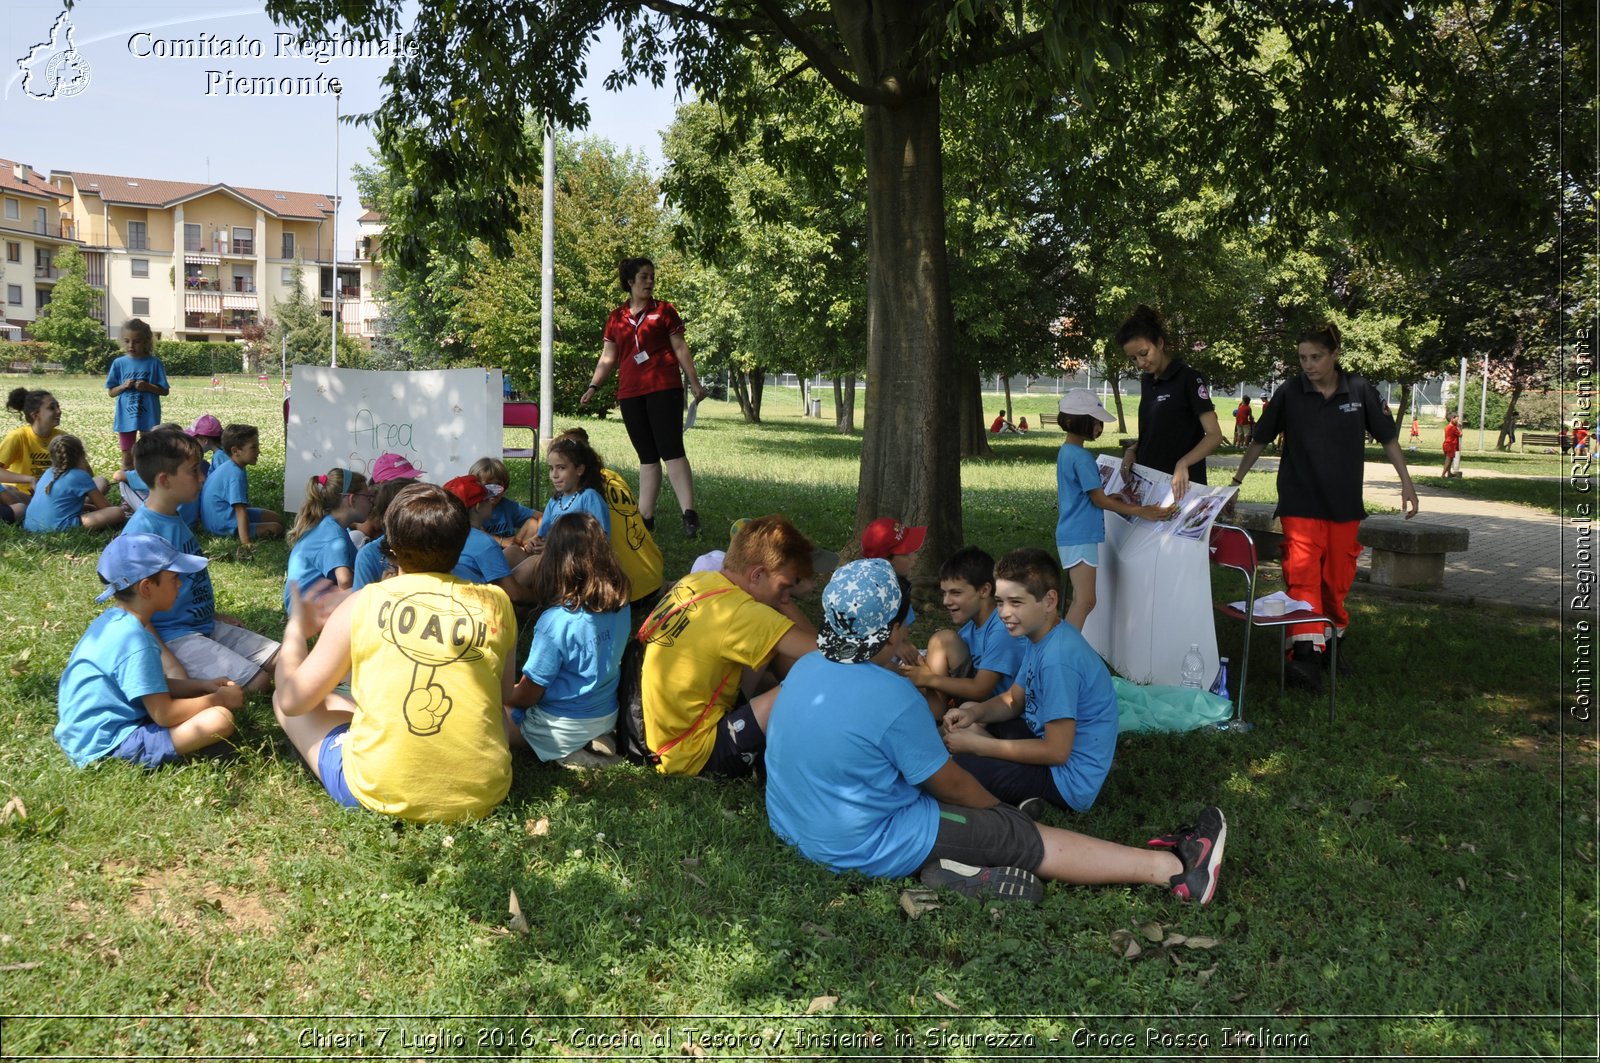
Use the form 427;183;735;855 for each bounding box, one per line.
1081;461;1224;687
284;366;502;511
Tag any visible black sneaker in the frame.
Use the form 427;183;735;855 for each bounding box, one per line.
642;515;655;532
1285;642;1323;695
1144;824;1195;850
682;509;700;539
1169;806;1227;905
919;859;1043;904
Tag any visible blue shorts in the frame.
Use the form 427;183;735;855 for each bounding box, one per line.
110;721;179;770
1058;543;1100;569
314;723;362;808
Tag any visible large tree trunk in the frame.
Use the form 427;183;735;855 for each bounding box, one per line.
833;374;857;434
1496;382;1524;451
1396;381;1413;428
959;366;994;458
731;365;764;424
747;365;765;422
1002;375;1014;422
843;7;961;571
1110;373;1128;434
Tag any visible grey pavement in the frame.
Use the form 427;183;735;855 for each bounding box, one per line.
1212;454;1571;615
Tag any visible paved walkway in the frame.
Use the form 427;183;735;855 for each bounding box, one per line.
1214;456;1570;614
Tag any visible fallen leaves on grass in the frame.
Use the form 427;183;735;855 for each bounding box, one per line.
1111;923;1221;962
805;995;837;1014
524;817;550;837
933;990;959;1010
898;889;941;920
507;890;530;935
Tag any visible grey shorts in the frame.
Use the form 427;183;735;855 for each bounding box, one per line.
923;801;1045;873
168;623;279;687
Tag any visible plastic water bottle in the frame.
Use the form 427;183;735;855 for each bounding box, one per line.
1211;656;1230;698
1180;644;1205;688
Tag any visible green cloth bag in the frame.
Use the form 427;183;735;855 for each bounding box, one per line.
1114;677;1233;734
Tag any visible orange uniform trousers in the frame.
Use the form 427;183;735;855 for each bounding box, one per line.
1279;516;1362;645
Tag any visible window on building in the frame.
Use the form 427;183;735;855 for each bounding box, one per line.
282;232;295;259
281;266;294;285
6;285;20;305
34;207;46;235
126;220;148;250
131;258;149;279
3;199;17;220
184;223;202;252
5;242;18;263
34;249;53;278
35;289;51;310
232;226;253;255
132;297;150;316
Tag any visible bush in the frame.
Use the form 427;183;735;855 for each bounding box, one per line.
0;340;53;370
1456;379;1511;431
504;341;614;419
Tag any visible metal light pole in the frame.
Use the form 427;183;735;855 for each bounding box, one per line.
330;87;341;367
1478;356;1489;451
539;117;555;449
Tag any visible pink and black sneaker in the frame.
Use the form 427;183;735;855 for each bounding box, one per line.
1169;806;1227;905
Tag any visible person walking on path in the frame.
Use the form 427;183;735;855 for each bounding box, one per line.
581;257;709;539
1229;323;1419;693
1442;412;1463;478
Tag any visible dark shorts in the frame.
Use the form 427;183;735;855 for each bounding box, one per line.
952;718;1071;810
314;723;362;808
699;696;764;779
110;721;179;770
619;387;687;465
923;801;1046;873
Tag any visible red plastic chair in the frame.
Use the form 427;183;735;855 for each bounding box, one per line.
502;401;541;506
1209;523;1338;723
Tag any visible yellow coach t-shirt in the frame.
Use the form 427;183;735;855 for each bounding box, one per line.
600;467;664;603
640;570;791;776
345;573;515;821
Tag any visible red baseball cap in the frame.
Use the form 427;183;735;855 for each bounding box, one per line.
861;517;926;559
442;475;489;508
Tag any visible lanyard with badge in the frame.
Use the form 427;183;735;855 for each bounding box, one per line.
630;301;656;365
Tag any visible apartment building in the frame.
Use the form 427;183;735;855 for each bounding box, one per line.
0;160;77;340
0;155;383;345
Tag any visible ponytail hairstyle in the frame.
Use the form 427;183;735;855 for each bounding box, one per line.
7;387;54;427
44;434;87;496
554;425;605;467
288;466;369;545
546;436;605;495
1113;304;1168;348
529;512;628;614
618;256;655;293
1297;320;1343;353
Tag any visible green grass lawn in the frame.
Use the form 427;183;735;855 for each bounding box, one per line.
0;375;1593;1057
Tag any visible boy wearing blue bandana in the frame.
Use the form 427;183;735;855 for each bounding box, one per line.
764;558;1229;905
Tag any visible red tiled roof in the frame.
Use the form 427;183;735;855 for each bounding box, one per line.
59;169;336;218
0;159;68;201
357;208;385;223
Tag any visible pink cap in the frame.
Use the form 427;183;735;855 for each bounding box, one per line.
185;414;222;439
371;453;426;483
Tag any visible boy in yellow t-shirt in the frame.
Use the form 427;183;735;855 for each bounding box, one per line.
272;482;516;822
639;515;818;778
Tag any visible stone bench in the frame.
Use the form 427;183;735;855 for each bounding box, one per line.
1225;503;1284;561
1357;517;1469;590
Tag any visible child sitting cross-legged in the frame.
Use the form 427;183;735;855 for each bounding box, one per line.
272;482;517;822
469;457;542;569
55;534;244;769
200;423;284;553
125;429;280;693
941;547;1120;818
898;547;1029;714
23;434;128;533
441;476;533;604
764;558;1227;905
283;468;372;612
505;512;631;768
351;478;413;590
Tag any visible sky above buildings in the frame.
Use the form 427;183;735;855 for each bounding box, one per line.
2;0;682;255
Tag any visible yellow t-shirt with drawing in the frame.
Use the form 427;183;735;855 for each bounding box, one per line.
640;570;792;776
0;425;62;496
345;573;515;821
600;467;663;602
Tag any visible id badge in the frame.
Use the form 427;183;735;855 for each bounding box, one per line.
633;350;650;364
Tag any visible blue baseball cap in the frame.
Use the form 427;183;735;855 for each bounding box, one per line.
96;533;209;602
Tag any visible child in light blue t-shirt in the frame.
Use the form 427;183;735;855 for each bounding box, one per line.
536;437;611;540
899;547;1028;711
201;424;284;551
943;548;1120;814
105;319;169;472
56;533;241;769
1054;389;1175;630
23;434;127;533
283;467;370;611
442;476;531;604
506;512;631;765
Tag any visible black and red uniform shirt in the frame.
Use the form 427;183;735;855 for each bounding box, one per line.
1252;370;1397;523
603;300;686;400
1136;357;1214;483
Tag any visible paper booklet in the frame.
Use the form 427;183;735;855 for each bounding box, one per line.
1094;456;1238;542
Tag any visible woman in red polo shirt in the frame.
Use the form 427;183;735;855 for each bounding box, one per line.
581;257;709;539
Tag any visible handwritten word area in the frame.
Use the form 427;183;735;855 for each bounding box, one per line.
350;409;414;452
